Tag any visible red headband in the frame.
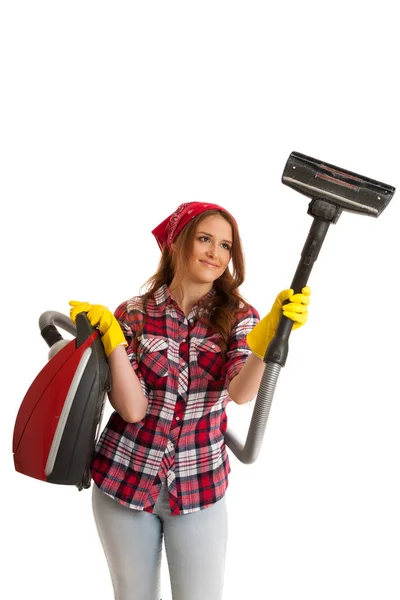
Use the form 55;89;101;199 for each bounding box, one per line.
151;202;236;251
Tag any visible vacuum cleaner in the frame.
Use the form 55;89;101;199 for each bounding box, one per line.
12;151;396;490
12;311;110;490
225;151;395;463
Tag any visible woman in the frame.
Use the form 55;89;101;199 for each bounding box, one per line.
70;201;310;600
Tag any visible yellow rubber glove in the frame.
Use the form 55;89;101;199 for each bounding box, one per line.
69;300;127;357
246;287;311;359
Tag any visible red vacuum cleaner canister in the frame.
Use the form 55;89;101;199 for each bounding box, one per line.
12;313;110;490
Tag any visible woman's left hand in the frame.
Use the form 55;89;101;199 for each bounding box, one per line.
246;286;311;359
282;286;311;329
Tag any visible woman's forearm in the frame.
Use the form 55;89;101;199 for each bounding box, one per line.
228;352;265;405
106;345;148;423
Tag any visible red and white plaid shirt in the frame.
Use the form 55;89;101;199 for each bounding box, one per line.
91;284;259;515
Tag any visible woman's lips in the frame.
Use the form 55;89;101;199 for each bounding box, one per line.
200;260;218;268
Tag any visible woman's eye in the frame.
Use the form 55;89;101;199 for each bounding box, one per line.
198;236;231;250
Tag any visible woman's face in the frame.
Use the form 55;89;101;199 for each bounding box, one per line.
187;214;233;284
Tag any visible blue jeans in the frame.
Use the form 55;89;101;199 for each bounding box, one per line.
92;481;228;600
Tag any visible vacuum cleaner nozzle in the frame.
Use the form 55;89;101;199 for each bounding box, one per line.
282;151;395;217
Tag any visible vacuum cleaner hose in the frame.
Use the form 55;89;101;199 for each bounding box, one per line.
225;362;281;463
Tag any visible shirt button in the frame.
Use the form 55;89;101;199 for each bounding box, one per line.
176;416;180;421
182;338;186;342
212;344;216;348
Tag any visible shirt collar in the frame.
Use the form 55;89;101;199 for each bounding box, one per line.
154;284;216;314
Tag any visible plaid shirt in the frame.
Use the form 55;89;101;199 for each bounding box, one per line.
91;284;259;515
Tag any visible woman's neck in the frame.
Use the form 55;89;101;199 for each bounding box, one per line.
168;279;213;317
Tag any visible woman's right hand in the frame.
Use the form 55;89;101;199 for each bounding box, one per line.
69;300;127;357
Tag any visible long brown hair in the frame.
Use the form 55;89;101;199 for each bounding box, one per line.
140;209;249;354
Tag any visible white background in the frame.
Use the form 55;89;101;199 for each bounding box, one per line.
1;2;399;599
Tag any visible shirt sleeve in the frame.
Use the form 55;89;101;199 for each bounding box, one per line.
113;298;150;399
222;304;260;387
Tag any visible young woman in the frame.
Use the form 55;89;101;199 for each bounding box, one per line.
70;201;310;600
